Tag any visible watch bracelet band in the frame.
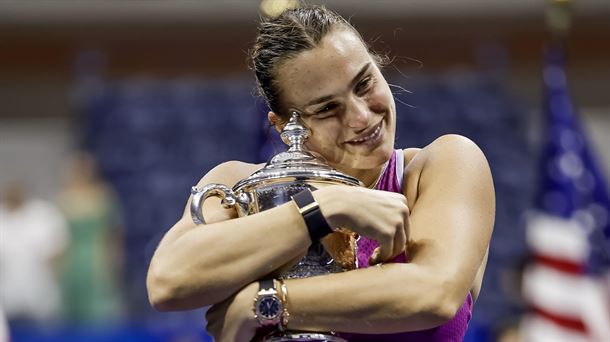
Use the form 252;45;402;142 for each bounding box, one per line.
291;188;333;242
278;279;289;331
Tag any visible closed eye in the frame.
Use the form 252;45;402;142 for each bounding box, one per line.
314;102;338;116
355;76;374;95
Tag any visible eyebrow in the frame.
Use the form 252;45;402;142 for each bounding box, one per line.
304;62;372;107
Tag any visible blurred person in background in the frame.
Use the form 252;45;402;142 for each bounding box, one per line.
147;5;494;341
58;152;124;325
0;307;8;342
0;181;69;327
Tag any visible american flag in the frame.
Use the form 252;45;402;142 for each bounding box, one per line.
521;43;610;341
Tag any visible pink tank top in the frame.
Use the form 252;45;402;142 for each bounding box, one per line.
339;149;473;341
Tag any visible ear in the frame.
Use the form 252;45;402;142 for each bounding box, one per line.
267;111;285;133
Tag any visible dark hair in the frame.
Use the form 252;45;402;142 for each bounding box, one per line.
250;5;386;119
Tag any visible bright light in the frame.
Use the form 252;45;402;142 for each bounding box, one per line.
260;0;299;18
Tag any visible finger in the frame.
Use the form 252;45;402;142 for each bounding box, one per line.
205;305;215;322
386;195;408;260
205;305;221;337
393;223;407;258
403;205;411;240
377;233;395;263
369;246;381;265
205;318;218;340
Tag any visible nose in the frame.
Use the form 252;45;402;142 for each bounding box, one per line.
344;97;371;131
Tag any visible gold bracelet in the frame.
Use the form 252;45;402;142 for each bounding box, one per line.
278;279;290;331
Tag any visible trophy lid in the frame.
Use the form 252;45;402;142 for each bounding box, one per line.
234;112;362;191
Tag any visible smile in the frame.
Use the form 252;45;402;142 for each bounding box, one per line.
345;121;383;144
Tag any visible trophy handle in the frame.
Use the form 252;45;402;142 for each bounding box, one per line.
190;184;250;224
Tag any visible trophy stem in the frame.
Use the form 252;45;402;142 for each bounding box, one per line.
281;111;309;153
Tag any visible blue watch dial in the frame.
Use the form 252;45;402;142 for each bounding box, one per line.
257;296;281;319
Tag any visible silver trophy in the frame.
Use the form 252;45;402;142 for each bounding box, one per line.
191;112;361;341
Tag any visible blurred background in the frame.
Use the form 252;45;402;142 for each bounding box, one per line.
0;0;608;341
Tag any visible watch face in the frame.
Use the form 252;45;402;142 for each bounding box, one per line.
256;296;282;319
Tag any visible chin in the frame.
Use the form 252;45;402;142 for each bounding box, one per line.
373;143;395;164
348;141;394;170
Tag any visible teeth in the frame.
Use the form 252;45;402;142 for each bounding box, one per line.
351;123;381;143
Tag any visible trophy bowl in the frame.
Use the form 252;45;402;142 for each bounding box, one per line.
191;113;361;341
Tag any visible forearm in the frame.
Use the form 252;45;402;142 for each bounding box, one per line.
284;263;460;334
148;202;310;310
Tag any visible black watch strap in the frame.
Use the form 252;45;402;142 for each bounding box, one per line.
292;189;333;242
260;278;274;291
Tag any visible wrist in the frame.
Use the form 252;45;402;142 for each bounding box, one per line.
219;281;259;336
239;282;260;327
312;186;345;230
292;188;334;242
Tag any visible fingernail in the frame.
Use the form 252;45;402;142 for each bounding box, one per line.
369;249;380;265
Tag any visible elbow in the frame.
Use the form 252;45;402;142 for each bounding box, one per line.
430;297;462;325
147;260;216;311
147;286;174;312
426;278;466;325
407;298;459;329
146;263;184;312
398;274;464;328
146;272;173;312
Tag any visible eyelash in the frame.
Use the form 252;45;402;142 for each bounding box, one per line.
356;76;374;95
313;76;375;117
315;103;338;115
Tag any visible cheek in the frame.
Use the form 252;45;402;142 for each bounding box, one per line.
303;118;340;136
367;86;393;113
304;122;342;153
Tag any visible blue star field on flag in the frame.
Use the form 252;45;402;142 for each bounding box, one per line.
535;43;610;274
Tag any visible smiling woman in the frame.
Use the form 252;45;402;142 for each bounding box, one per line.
146;4;495;342
271;30;396;185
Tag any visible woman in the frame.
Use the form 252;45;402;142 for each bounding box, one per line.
147;5;494;341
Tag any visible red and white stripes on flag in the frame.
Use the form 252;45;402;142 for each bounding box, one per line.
522;213;610;341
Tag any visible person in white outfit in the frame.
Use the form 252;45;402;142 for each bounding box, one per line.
0;181;69;326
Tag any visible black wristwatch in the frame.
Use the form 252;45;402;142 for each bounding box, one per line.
253;279;283;327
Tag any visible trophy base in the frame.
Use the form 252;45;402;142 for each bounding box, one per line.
263;331;347;342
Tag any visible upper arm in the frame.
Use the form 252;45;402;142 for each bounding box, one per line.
407;135;495;301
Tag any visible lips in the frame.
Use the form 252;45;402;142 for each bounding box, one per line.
345;121;383;144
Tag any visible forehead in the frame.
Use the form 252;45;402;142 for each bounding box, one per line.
275;29;373;109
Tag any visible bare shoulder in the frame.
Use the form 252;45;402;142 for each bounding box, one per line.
403;147;421;165
195;160;265;188
417;134;494;206
407;134;488;169
400;134;492;206
421;134;490;173
428;133;483;152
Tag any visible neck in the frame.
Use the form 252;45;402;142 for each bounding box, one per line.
340;163;386;189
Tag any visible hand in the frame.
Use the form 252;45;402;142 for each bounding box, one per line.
205;282;259;342
315;185;410;264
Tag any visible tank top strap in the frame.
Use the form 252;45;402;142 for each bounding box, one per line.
394;148;404;190
374;149;402;193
